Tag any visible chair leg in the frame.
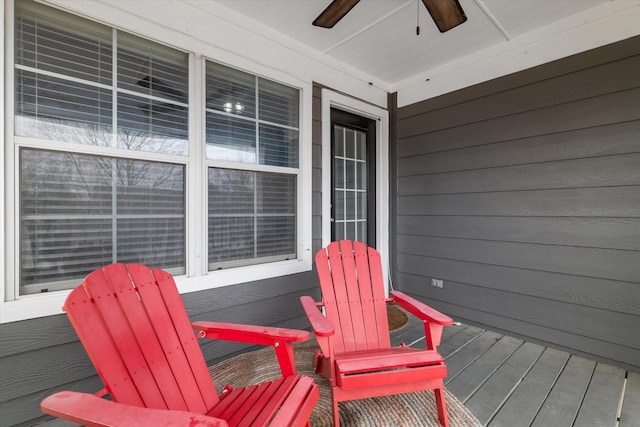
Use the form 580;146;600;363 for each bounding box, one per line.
332;397;340;427
434;387;449;427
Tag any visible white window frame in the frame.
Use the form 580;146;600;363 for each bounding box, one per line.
1;0;313;323
321;89;390;295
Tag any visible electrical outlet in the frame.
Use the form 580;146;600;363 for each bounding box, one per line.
431;278;444;288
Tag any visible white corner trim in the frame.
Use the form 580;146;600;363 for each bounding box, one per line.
320;89;390;294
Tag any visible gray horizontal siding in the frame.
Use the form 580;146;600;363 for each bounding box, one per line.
394;36;640;371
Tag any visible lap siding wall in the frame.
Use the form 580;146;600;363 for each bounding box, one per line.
393;35;640;372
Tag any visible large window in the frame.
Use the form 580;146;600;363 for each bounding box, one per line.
206;61;299;269
8;0;303;299
20;150;185;294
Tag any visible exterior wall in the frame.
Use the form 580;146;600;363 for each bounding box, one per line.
394;36;640;371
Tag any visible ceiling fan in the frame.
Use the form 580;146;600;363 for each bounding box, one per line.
313;0;467;33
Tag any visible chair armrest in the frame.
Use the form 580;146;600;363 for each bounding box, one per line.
42;391;227;427
300;296;334;337
192;321;310;346
390;291;453;325
192;321;310;377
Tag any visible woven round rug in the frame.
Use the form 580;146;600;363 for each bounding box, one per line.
209;345;482;426
387;303;409;331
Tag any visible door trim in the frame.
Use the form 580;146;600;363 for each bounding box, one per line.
321;89;389;294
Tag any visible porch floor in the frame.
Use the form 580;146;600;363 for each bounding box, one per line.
38;312;639;427
391;311;639;427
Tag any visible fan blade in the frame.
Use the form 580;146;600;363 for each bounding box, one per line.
313;0;361;28
421;0;467;32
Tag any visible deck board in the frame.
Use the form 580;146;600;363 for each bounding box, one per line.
439;325;485;358
487;346;570;427
393;317;639;427
37;317;639;427
446;335;523;402
465;341;545;425
444;330;503;380
620;371;640;427
531;355;596;426
573;362;626;426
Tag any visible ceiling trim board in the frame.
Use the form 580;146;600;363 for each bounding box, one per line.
394;0;640;107
473;0;511;41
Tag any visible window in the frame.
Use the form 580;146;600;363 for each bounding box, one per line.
205;61;299;270
6;1;306;304
13;1;188;294
208;169;297;269
20;150;185;294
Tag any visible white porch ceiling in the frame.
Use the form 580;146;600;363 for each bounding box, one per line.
210;0;638;94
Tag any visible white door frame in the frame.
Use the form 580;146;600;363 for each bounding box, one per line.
321;89;390;294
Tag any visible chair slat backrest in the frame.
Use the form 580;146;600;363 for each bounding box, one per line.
316;240;391;354
63;264;218;414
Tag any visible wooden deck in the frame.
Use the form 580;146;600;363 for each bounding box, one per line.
392;313;640;427
38;311;639;427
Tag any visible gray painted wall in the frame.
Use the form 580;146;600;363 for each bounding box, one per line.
0;88;326;427
394;36;640;372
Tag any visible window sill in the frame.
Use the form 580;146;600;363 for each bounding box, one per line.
1;258;312;324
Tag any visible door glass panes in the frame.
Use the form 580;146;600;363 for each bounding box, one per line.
208;168;296;269
205;61;299;167
333;124;367;245
20;149;185;294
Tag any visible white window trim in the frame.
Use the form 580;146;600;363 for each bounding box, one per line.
321;89;390;295
1;1;313;323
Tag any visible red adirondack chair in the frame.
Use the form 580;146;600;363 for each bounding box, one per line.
41;264;319;427
300;240;453;427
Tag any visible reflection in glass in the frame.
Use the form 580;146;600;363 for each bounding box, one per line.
118;32;188;104
15;1;112;84
206;113;256;162
206;61;299;167
346;159;356;188
259;78;299;128
15;70;113;144
118;93;188;155
208;168;296;269
20;149;185;294
206;62;256;116
259;124;299;167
